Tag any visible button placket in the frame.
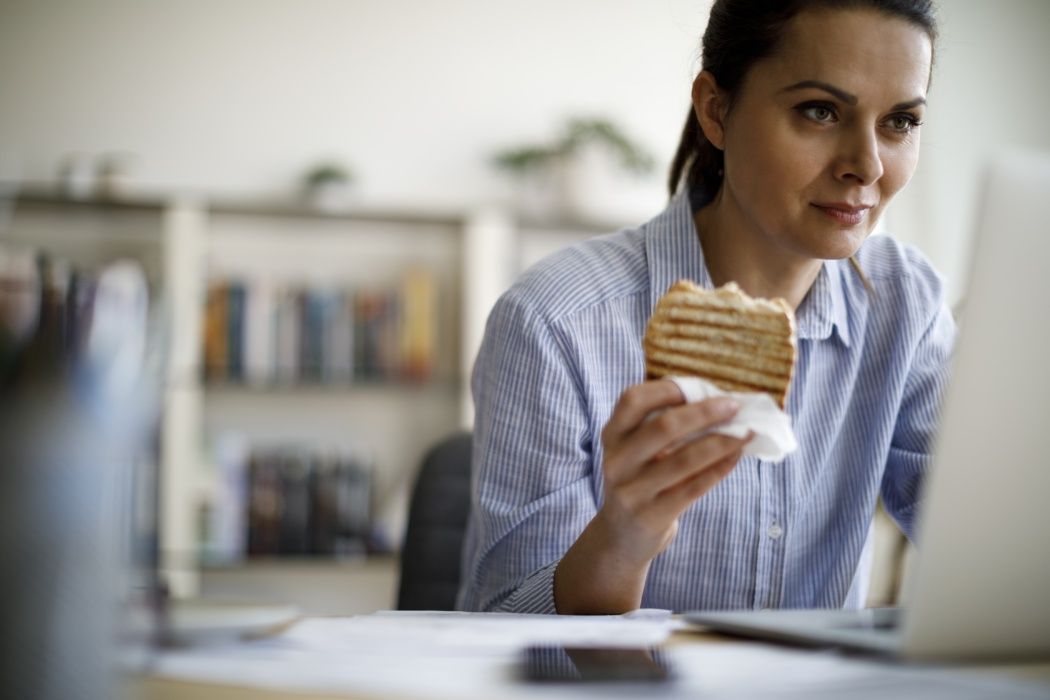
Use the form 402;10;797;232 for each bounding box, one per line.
754;458;774;609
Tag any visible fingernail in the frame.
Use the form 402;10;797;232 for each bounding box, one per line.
717;398;740;417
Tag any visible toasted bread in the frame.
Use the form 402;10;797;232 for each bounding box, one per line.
644;279;797;408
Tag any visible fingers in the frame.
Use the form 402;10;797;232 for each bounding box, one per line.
597;379;751;563
604;394;743;482
602;380;685;441
649;446;744;517
619;432;748;505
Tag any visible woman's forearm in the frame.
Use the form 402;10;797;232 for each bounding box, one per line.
553;513;654;615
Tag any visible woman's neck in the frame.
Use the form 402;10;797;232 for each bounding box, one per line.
693;190;822;311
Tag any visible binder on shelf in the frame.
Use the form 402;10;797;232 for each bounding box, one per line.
246;453;281;557
278;452;312;556
239;444;374;559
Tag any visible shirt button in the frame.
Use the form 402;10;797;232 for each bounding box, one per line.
767;522;783;540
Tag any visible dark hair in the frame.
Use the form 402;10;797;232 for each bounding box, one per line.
668;0;938;205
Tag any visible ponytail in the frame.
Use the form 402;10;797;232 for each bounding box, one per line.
667;106;725;206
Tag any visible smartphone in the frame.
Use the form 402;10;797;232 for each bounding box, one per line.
520;645;673;683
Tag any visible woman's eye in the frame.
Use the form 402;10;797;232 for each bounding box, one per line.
887;114;922;132
797;104;837;123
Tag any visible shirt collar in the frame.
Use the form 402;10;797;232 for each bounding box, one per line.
795;262;852;346
644;191;852;347
645;191;712;311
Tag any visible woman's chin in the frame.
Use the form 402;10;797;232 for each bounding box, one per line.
783;231;867;261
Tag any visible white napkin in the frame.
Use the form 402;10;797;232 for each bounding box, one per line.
667;376;798;462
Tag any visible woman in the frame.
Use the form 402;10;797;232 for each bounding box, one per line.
458;0;954;615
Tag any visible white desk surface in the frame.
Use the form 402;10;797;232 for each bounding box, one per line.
127;611;1050;700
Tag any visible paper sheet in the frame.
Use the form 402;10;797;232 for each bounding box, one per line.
252;609;677;658
141;612;1050;700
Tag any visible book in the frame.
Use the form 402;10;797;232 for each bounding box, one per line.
246;452;281;556
243;279;276;386
274;285;301;383
203;282;229;380
226;282;246;381
324;290;354;382
239;444;374;558
400;268;436;381
278;451;312;555
203;271;440;386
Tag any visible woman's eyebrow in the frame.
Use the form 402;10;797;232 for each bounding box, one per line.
785;80;856;104
780;80;858;104
780;80;926;111
889;96;927;111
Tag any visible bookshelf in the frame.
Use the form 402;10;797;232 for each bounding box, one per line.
1;188;606;601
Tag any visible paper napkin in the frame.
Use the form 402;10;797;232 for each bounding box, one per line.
667;376;798;462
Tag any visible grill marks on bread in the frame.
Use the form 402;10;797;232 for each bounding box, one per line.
644;280;797;408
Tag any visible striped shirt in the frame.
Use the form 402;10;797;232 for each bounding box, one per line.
457;192;956;614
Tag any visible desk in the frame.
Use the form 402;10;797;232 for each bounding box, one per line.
128;612;1050;700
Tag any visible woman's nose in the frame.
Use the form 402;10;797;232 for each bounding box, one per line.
834;127;884;186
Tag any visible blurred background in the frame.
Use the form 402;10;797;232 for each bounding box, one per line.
1;0;1048;621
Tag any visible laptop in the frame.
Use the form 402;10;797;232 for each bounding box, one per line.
685;151;1050;662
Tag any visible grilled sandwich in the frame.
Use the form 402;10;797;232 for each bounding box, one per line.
644;279;797;408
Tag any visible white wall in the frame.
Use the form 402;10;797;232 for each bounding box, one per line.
2;0;1048;294
892;0;1050;302
0;0;708;218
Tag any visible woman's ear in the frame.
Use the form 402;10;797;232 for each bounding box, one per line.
692;71;728;150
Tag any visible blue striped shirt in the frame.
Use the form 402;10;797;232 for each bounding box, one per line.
457;192;955;614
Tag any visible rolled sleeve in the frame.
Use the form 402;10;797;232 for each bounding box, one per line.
499;561;560;614
457;293;595;613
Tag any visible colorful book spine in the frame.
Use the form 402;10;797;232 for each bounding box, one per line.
243;279;276;386
226;282;246;381
203;282;229;380
203;271;438;386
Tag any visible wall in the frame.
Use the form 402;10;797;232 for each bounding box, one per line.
2;0;1048;294
0;0;708;220
891;0;1050;302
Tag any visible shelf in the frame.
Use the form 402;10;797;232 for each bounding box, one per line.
5;185;631;235
7;187;599;602
200;378;463;395
3;187;173;214
5;186;468;228
200;554;397;573
198;555;399;615
209;200;466;227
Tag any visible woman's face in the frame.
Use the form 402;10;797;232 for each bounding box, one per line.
710;8;932;260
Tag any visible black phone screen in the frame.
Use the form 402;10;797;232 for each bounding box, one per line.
520;645;673;683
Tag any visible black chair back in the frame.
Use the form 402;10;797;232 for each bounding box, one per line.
396;432;472;610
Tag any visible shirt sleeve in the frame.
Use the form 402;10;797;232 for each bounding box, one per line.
456;292;596;613
881;295;956;541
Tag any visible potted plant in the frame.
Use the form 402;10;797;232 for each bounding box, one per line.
492;117;655;222
302;162;355;211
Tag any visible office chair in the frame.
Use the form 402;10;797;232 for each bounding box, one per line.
396;432;472;610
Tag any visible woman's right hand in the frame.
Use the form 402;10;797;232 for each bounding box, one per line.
554;379;750;614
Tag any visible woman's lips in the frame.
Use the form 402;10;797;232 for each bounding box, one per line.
812;203;871;226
